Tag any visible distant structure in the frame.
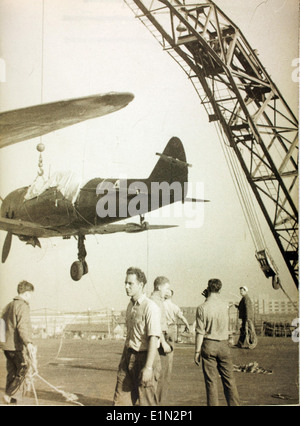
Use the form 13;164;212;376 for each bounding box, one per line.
30;308;125;339
254;295;298;315
64;323;124;340
29;296;297;340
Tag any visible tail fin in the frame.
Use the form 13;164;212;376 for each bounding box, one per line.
148;137;189;186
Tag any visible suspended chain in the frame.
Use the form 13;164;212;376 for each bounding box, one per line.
124;0;298;287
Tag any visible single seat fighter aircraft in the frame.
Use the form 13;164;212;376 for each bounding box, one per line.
0;92;206;280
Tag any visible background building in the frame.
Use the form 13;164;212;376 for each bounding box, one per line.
29;295;298;341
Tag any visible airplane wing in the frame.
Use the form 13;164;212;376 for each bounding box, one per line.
0;217;60;238
0;217;177;238
0;92;134;149
85;222;178;235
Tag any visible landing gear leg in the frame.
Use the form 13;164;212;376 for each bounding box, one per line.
140;214;149;230
70;235;88;281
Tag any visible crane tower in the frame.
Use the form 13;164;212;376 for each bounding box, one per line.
124;0;299;288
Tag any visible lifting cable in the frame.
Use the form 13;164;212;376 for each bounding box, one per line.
213;121;266;252
146;228;150;294
40;0;45;105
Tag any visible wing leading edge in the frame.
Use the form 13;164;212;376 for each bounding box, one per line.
0;92;134;148
0;217;59;238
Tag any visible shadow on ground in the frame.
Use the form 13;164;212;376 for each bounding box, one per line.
49;362;117;372
0;386;112;406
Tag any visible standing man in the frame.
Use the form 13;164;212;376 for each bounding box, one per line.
235;286;255;348
164;289;190;342
150;276;173;404
113;267;161;406
1;280;35;404
194;279;240;406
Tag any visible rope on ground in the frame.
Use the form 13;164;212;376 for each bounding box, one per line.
245;319;258;349
233;361;273;375
24;345;84;406
32;373;84;406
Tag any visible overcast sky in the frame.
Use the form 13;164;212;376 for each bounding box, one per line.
0;0;298;313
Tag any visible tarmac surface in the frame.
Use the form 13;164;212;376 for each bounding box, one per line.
0;336;299;407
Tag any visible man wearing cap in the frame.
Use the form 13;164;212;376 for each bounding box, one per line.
235;286;254;348
113;267;161;406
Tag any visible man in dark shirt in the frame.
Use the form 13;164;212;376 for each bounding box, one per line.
194;278;240;406
1;280;35;404
235;286;254;348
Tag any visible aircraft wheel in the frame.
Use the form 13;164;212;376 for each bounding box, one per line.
70;261;84;281
82;260;89;275
142;221;149;230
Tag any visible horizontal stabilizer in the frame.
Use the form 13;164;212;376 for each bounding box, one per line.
155;152;192;168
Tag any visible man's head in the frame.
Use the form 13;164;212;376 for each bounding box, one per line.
153;276;171;299
207;278;222;295
17;280;34;302
164;288;174;300
125;267;147;301
239;286;248;297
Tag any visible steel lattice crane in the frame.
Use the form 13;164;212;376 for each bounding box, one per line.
124;0;298;288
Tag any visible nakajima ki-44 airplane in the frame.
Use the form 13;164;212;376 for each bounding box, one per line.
0;92;207;281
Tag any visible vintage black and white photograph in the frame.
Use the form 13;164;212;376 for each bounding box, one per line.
0;0;299;409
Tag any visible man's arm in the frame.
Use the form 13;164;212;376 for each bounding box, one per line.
178;313;190;331
151;296;171;354
160;332;172;353
194;305;205;366
244;295;253;320
16;303;32;347
141;336;160;385
194;333;204;366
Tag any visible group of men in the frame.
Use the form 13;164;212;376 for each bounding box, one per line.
1;271;254;406
112;269;190;406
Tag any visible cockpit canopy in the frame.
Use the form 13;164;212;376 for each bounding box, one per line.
24;171;82;204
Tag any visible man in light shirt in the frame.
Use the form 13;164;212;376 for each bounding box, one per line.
194;278;240;406
164;289;190;342
113;267;161;406
150;276;173;404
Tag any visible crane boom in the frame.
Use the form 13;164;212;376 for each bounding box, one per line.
124;0;298;287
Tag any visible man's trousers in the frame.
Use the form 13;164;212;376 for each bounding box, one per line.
113;346;161;406
201;339;240;406
4;350;28;397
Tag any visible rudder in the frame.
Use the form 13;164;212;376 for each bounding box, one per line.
148;137;188;186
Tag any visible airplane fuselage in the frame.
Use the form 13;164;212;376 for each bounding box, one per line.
1;177;184;237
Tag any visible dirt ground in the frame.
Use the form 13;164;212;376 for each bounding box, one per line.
0;336;298;407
